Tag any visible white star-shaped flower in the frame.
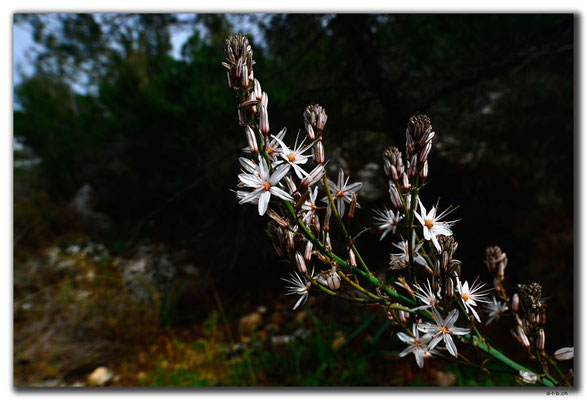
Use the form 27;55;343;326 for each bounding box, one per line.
373;208;402;240
282;270;313;310
418;308;470;358
397;323;439;368
414;199;457;251
389;237;427;270
237;158;293;215
455;273;491;323
484;296;509;326
272;133;313;179
412;279;442;311
322;169;362;217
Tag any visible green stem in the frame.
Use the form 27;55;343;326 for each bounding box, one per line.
321;175;372;275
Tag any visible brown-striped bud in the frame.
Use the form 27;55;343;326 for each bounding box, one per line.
300;165;325;188
323;203;332;232
313;141;325;165
245;126;258;155
348;194;357;219
420;141;432;164
445;277;454;298
511;293;520;313
513;326;531;348
304;240;313;262
295;251;307;274
241;64;249;88
420;160;428;180
537;328;545;352
286;230;295;252
399;310;410;324
312;213;321;234
259;93;270;136
266;208;289;228
401;172;410;191
388;182;403;210
254;79;262;101
554;347;574;361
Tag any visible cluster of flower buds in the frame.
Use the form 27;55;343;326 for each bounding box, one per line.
430;236;461;297
511;283;547;354
485;246;508;295
405;113;434;181
223;33;255;92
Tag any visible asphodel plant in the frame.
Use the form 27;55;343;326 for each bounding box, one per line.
221;33;573;387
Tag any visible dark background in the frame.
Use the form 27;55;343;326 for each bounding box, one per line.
13;14;574;386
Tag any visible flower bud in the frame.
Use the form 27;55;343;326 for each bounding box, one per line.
259;102;269;136
286;230;295;252
312;213;321;234
323;204;332;233
285;176;297;195
324;267;341;290
518;370;537;384
295;251;307;274
241;64;249;88
388;182;403;210
245;126;258;155
554;347;574;361
537;328;545;352
420;141;432;164
420;160;428;181
511;293;520;313
434;259;441;278
348;194;357;219
513;326;531;348
408;155;418;178
445;277;454;298
266;208;289;228
399;309;410;324
254;79;262;101
349;249;357;267
304;122;316;140
226;71;232;89
313;141;325;165
300;165;325;188
304;240;313;262
401;172;410;191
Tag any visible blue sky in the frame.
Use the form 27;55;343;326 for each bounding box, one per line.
13;14;267;87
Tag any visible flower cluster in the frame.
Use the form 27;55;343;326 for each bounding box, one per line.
221;33;572;386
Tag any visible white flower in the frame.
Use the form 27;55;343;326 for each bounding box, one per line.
389;237;427;270
273;133;313;179
484;296;509;325
397;323;439;368
282;271;312;310
322;169;362;217
518;370;537;384
418;308;470;358
414;199;457;252
301;186;319;225
373;208;402;240
412;279;442;311
554;347;574;361
455;273;491;323
237;158;293;215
